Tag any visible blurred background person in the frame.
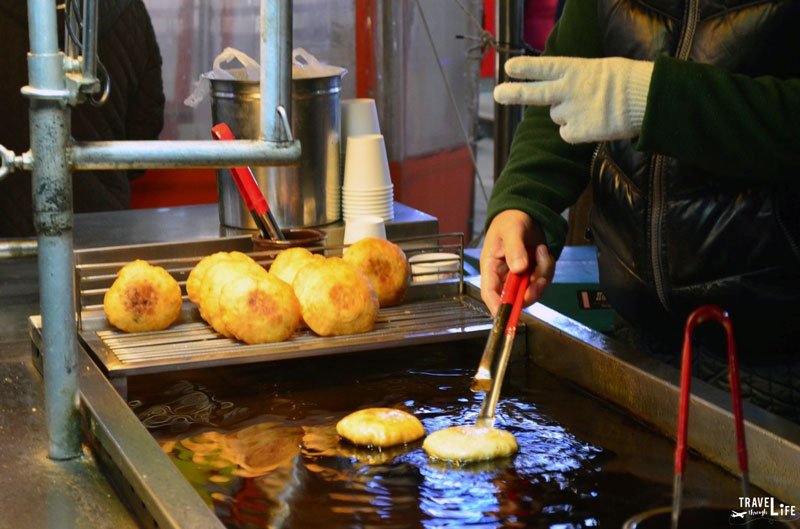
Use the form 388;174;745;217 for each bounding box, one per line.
523;0;557;53
0;0;165;237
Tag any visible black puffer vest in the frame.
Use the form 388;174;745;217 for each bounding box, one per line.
589;0;800;360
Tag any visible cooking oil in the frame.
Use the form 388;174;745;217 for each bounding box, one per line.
128;342;759;529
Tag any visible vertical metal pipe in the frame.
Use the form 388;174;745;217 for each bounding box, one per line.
260;0;292;141
27;0;82;459
64;1;77;60
82;0;99;81
493;0;525;181
29;0;59;53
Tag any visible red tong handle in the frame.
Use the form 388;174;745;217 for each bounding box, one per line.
674;305;749;476
499;271;523;306
505;273;531;336
211;123;271;216
487;271;523;345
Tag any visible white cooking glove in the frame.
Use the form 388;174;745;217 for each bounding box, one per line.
494;56;654;144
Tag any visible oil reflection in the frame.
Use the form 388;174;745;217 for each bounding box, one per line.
130;353;670;529
408;397;602;528
129;380;246;431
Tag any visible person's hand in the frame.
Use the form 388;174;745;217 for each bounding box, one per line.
480;209;554;315
494;56;654;144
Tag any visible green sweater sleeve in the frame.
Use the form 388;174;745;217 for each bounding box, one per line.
638;56;800;182
484;0;602;259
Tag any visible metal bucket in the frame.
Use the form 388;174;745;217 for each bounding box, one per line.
623;506;799;528
209;74;341;230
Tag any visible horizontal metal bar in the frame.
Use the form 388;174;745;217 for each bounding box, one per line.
0;238;37;259
70;139;301;170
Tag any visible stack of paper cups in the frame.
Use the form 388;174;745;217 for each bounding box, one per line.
342;133;394;221
340;99;387;219
338;97;394;221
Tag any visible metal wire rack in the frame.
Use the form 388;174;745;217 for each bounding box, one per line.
39;232;494;395
72;232;469;313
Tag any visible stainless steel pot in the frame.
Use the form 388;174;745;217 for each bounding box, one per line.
210;74;342;230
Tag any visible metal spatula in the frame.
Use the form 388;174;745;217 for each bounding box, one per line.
474;272;530;428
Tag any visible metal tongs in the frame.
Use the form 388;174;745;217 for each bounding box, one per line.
671;305;750;529
211;123;286;241
472;271;531;428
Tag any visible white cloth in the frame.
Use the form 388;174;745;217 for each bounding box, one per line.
494;56;654;144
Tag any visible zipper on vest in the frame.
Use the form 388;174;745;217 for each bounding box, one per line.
590;143;603;178
648;0;700;311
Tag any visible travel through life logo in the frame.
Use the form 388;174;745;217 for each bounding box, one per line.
729;496;799;525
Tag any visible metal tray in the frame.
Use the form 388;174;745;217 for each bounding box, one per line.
30;233;494;396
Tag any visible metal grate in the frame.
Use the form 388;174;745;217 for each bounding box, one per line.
56;233;493;385
83;297;491;374
73;232;468;313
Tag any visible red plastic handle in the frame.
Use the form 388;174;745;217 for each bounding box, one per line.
499;271;522;306
210;123;270;215
505;273;530;336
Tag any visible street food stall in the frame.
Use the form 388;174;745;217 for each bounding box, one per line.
7;206;800;528
1;1;799;529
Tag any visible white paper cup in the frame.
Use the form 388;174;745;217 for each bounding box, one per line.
341;99;382;183
342;196;394;214
343;215;386;245
408;253;461;283
341;98;381;138
342;202;394;221
344;210;394;222
343;134;393;190
342;200;393;209
343;205;392;214
342;194;393;202
341;185;394;196
342;190;394;218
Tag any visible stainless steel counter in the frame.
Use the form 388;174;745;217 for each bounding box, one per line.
0;202;437;529
71;202;437;249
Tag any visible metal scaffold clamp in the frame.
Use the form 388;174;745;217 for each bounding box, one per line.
0;145;31;181
0;146;13;180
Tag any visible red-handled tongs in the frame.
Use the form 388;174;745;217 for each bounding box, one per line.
471;272;525;392
211;123;286;241
474;271;530;428
671;305;749;529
